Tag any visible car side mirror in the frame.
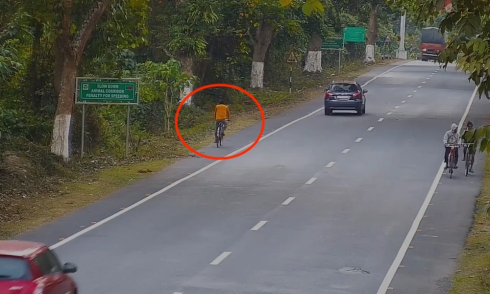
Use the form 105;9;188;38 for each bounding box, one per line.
363;89;368;93
62;262;77;274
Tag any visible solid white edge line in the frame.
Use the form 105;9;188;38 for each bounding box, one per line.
355;138;363;143
305;177;317;185
49;61;413;250
341;149;350;154
368;127;374;131
251;221;268;231
375;85;478;294
378;118;384;122
210;252;232;265
282;197;295;205
326;162;336;167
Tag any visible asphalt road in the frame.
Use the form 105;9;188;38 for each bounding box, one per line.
17;60;487;294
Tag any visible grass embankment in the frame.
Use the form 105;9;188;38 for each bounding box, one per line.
450;155;490;294
0;59;399;240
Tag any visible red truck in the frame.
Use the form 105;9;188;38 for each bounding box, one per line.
420;27;446;61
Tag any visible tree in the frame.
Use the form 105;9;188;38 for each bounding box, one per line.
47;0;148;160
302;0;331;73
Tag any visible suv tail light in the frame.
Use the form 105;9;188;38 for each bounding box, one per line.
352;92;361;99
325;91;333;100
33;283;44;294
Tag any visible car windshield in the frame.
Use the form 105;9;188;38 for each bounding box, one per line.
0;256;32;280
330;83;358;92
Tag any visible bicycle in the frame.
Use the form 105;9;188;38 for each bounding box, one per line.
446;144;460;178
462;143;475;176
216;121;225;148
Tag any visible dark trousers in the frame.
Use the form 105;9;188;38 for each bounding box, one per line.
215;120;227;139
444;146;459;165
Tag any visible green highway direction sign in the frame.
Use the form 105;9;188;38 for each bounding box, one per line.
343;27;366;43
321;38;343;50
76;78;140;105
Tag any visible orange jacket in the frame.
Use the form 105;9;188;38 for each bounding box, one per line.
214;104;230;121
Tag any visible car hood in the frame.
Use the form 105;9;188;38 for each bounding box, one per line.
0;280;35;294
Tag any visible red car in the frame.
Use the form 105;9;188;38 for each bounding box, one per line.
0;240;78;294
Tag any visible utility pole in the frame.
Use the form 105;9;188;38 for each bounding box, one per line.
396;13;407;59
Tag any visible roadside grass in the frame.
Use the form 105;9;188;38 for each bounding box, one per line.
0;59;399;240
450;155;490;294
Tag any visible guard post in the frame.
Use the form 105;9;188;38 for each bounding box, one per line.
75;77;140;158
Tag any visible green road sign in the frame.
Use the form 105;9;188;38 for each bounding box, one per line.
321;38;343;50
76;79;139;105
343;27;366;43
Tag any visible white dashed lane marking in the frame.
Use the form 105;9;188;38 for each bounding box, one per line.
282;197;295;205
418;86;422;88
355;138;363;142
342;149;350;154
210;252;231;265
378;118;384;122
401;101;406;103
394;106;400;109
251;221;268;231
387;112;392;115
326;162;336;168
408;95;412;97
368;127;374;131
305;177;317;185
413;90;417;92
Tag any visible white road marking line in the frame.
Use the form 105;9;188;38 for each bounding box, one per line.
394;106;399;109
376;86;477;294
173;292;183;294
378;118;384;122
408;95;412;97
427;77;430;79
326;162;336;168
401;101;406;103
210;252;231;265
418;86;422;88
355;138;363;142
251;221;268;231
387;112;392;115
341;149;350;154
422;81;426;83
282;197;295;205
367;127;374;131
305;177;317;184
48;62;413;250
413;90;417;92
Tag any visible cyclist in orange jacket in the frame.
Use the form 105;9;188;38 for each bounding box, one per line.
214;100;230;143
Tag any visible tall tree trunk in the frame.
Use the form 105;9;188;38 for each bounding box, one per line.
26;21;43;110
250;20;274;89
50;0;111;160
54;37;65;97
364;4;380;65
178;55;194;105
51;56;77;159
304;33;322;73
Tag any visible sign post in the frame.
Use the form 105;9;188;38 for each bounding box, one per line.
286;50;298;94
75;78;140;158
321;38;344;74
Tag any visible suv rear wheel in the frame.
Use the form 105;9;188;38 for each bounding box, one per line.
325;107;332;115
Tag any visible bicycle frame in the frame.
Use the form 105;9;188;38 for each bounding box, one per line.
446;144;459;178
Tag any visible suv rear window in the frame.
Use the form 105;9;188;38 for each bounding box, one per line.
0;256;32;280
330;83;358;92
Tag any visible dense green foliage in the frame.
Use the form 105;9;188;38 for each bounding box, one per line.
0;0;411;161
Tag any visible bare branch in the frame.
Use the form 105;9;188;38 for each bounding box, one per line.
74;0;112;60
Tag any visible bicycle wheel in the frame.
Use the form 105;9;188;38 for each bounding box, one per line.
216;126;221;148
449;153;454;178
